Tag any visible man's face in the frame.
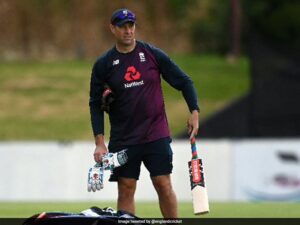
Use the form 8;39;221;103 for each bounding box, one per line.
110;22;135;46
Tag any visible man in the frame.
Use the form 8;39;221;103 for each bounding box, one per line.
89;8;199;218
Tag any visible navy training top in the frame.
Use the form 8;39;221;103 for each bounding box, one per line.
89;41;199;150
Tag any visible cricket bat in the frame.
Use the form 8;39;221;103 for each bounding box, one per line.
188;137;209;215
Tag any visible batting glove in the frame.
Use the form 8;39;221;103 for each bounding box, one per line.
87;150;128;192
87;163;104;192
102;150;128;171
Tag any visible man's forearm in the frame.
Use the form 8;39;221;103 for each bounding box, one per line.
181;82;199;113
90;103;105;136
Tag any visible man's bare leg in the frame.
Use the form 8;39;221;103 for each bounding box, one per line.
117;177;137;214
151;175;178;218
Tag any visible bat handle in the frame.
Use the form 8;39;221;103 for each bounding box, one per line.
190;137;198;159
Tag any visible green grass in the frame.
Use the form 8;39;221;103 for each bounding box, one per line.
0;202;299;218
0;56;249;140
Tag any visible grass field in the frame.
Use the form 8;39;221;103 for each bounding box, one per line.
0;55;249;140
0;202;300;218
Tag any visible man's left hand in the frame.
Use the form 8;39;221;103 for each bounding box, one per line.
187;110;199;139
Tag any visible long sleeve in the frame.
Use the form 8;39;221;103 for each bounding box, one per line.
150;45;200;112
89;58;106;136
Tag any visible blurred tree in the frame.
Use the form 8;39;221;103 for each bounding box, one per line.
167;0;191;17
0;0;239;59
188;0;231;54
243;0;300;52
193;0;300;138
228;0;241;61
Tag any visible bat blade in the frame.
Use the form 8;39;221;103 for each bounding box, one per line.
189;158;209;215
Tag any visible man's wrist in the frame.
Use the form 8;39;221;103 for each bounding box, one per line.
95;134;105;146
191;109;199;115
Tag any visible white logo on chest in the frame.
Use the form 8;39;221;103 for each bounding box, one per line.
139;52;146;62
113;59;119;66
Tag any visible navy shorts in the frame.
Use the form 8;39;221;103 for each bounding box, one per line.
109;137;173;182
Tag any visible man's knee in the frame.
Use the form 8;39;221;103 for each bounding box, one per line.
152;175;174;195
118;178;137;198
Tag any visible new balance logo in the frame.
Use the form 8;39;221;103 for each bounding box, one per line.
113;59;119;66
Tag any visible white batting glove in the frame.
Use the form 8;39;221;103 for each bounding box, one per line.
87;163;104;192
102;150;128;171
87;150;128;192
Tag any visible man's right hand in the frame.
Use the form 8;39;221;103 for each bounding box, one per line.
94;145;108;163
94;134;108;163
